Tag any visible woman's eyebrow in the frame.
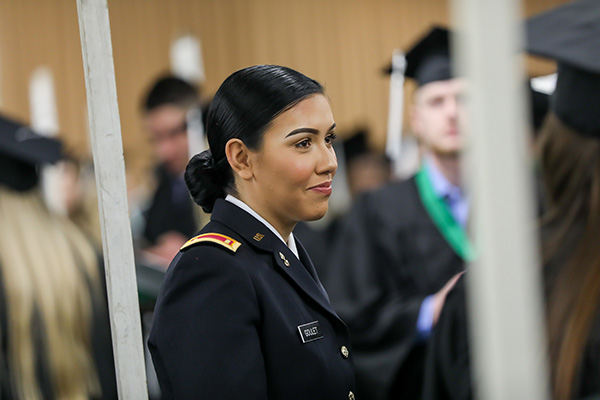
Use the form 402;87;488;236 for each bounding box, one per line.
285;127;319;138
285;123;336;138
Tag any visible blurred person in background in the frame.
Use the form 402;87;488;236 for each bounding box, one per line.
58;156;103;250
0;115;116;399
325;26;468;400
423;2;600;399
342;129;392;199
138;75;209;269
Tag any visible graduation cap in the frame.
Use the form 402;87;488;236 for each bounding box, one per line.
0;114;62;191
342;130;370;165
529;85;550;133
526;0;600;137
383;26;453;177
385;26;453;87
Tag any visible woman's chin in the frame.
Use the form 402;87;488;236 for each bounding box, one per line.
304;205;329;222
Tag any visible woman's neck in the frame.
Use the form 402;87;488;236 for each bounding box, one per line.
234;193;295;241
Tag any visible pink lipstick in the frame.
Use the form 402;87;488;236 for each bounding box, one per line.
309;181;332;195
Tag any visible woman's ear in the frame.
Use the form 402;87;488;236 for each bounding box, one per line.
225;138;253;180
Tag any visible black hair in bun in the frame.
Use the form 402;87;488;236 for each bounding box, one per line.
184;150;231;213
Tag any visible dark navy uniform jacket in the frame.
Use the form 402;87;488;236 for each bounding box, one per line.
148;198;356;400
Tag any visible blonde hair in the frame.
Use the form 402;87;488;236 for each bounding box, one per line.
0;185;102;399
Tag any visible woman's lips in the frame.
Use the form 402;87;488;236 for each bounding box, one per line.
309;181;332;195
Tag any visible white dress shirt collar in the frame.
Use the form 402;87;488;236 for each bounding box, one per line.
225;194;299;259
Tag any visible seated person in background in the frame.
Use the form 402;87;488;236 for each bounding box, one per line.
138;76;209;269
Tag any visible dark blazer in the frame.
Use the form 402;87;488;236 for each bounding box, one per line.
143;165;198;245
325;177;465;400
148;199;356;400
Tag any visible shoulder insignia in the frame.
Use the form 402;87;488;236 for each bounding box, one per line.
180;233;242;253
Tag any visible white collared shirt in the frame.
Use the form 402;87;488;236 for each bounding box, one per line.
225;195;299;259
424;157;469;228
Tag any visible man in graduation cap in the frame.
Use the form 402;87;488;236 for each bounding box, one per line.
326;26;469;400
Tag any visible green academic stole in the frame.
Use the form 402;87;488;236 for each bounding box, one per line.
415;168;475;262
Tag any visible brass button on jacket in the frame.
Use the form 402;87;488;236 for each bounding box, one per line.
340;345;349;359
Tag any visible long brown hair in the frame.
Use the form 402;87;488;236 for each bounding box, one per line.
0;186;102;399
538;113;600;400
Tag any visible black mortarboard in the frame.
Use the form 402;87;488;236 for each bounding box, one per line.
0;114;62;191
529;85;550;133
526;0;600;137
385;26;453;87
342;130;370;165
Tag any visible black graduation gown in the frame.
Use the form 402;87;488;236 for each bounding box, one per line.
293;217;343;283
422;277;471;400
148;199;356;400
423;277;600;400
325;177;465;400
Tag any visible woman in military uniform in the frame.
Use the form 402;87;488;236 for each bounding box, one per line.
148;65;356;400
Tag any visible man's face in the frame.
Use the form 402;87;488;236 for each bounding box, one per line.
144;105;190;175
411;78;465;156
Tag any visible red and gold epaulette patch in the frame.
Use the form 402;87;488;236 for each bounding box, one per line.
180;233;241;253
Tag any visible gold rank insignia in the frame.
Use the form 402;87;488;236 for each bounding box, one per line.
253;233;265;242
279;252;290;267
180;233;242;253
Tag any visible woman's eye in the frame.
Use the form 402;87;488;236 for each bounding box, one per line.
325;133;338;146
295;138;311;149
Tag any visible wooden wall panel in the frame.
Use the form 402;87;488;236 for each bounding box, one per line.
0;0;571;186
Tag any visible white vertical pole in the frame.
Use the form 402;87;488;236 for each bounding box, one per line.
29;66;66;216
385;50;406;179
170;33;207;159
76;1;148;398
170;34;206;85
450;1;550;399
29;67;60;135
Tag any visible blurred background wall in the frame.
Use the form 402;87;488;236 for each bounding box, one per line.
0;0;567;186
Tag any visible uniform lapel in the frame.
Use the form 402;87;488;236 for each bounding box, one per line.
295;238;330;302
271;244;341;321
211;199;341;321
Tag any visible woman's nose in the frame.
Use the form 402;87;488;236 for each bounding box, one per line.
317;145;337;176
